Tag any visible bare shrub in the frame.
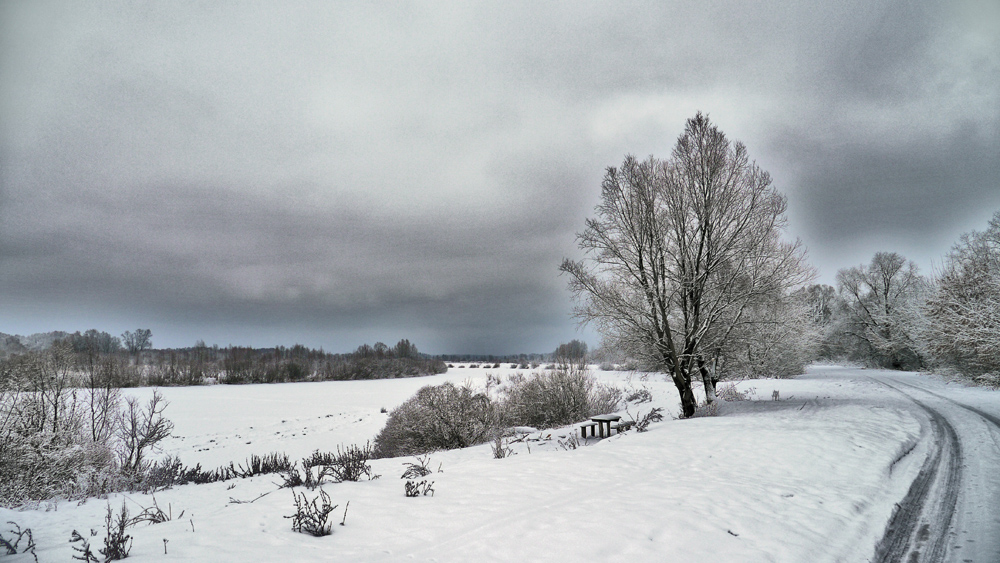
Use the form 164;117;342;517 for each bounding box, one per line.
491;436;514;459
501;365;621;429
2;521;37;561
70;529;98;563
236;452;293;478
304;443;376;483
400;455;433;479
373;383;503;458
717;382;756;402
287;489;337;537
128;496;182;527
117;391;174;481
404;480;434;497
558;434;581;450
280;466;305;489
624;386;652;404
101;501;133;561
142;451;292;492
625;406;664;432
283;444;378;488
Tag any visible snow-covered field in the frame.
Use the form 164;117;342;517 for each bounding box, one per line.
4;364;998;562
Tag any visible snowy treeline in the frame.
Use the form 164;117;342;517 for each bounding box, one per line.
801;211;1000;383
0;335;446;388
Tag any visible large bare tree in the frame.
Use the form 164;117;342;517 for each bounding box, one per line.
561;113;811;417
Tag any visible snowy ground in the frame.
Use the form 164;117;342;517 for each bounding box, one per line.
3;364;999;562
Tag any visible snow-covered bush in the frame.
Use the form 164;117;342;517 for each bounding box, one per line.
0;357;177;506
0;359;122;505
373;382;503;458
0;430;119;505
500;365;621;429
924;212;1000;379
974;373;1000;388
373;367;622;458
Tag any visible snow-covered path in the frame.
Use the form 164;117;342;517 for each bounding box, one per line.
863;370;1000;562
3;365;998;562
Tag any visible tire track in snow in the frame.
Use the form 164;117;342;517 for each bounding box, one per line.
889;378;1000;446
882;377;1000;562
869;378;963;563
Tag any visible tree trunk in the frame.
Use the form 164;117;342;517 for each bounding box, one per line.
670;371;697;418
699;359;717;404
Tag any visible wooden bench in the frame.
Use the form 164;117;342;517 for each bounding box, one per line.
579;422;598;438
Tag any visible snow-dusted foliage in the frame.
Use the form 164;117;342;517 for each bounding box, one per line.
499;365;621;429
721;291;820;379
1;349;120;505
374;366;622;458
924;211;1000;378
834;252;929;369
0;350;174;506
373;382;502;458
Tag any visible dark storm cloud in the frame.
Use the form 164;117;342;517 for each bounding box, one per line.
758;0;1000;281
2;0;996;351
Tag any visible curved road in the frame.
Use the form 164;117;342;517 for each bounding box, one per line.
861;370;1000;563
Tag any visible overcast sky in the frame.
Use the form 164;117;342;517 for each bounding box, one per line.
2;1;997;354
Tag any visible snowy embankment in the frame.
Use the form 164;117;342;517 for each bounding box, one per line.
2;366;941;561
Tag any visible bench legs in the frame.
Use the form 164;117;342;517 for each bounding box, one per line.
581;421;626;438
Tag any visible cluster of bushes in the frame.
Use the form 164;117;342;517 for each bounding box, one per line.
373;365;621;458
282;444;377;537
281;443;378;488
141;452;294;491
0;355;174;506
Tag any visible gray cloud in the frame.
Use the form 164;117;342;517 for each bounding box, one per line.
2;0;997;351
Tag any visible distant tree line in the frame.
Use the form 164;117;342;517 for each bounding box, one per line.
0;332;446;389
432;353;547;363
